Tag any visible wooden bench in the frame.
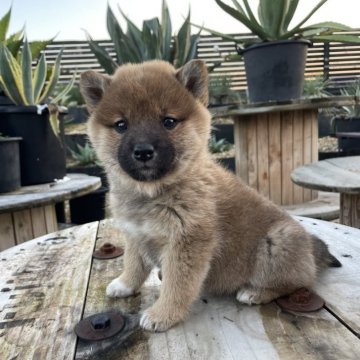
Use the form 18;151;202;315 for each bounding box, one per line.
1;217;359;359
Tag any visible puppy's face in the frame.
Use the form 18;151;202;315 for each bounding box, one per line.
80;60;210;183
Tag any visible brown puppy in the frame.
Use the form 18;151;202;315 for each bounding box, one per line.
80;60;340;332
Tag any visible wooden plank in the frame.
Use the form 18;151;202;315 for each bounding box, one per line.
12;209;34;244
310;109;319;200
298;216;360;335
233;115;248;183
303;113;313;202
256;114;270;198
0;222;99;360
0;213;16;251
247;114;258;191
44;205;58;233
30;207;47;238
75;219;152;359
281;111;294;205
268;113;282;205
340;193;360;228
292;110;304;203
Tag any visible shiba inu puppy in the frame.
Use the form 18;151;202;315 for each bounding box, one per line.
80;60;340;332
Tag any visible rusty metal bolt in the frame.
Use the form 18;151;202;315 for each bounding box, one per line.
93;242;124;259
275;288;325;312
91;314;111;330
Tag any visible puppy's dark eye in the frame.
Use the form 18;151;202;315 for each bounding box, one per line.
162;117;178;130
114;119;128;133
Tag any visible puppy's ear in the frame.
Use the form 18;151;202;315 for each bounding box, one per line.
80;71;111;112
176;60;208;106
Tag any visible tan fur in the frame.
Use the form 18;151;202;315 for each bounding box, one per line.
80;60;337;332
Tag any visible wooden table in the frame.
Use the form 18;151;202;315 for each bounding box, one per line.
0;173;101;250
213;96;358;206
1;217;359;359
292;156;360;228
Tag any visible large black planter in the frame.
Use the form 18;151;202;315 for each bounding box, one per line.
242;40;311;103
0;137;22;193
0;106;66;185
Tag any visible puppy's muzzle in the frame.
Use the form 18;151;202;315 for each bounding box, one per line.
133;143;156;162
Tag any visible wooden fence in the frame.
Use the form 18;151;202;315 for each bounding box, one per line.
44;32;360;91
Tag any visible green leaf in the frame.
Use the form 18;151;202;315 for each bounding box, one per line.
185;32;201;64
21;39;34;104
39;49;63;103
30;39;54;60
143;18;162;59
258;0;289;38
214;0;269;40
312;34;360;43
6;38;23;57
33;53;47;103
51;73;76;104
175;10;191;67
85;32;117;74
0;44;26;104
0;8;11;42
283;0;299;31
161;0;172;62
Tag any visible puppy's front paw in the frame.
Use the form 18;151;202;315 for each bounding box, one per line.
236;288;260;305
106;278;135;298
140;306;180;332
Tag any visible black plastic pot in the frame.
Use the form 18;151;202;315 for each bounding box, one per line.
334;116;360;155
0;106;66;185
0;137;22;193
241;40;311;103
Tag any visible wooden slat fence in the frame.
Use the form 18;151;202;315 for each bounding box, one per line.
44;31;360;92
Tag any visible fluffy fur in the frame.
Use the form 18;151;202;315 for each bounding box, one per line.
80;60;340;332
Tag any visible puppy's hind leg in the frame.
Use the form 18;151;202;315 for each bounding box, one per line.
107;239;151;298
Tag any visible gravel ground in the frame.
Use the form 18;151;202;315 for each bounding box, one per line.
318;136;338;152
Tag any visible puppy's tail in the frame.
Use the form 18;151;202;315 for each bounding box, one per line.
311;235;342;269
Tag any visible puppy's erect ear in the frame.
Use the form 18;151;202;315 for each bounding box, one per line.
80;71;111;113
176;60;208;106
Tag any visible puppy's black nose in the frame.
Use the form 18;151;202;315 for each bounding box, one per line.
133;143;155;162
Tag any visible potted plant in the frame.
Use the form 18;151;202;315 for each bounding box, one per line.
198;0;360;103
0;7;52;105
0;40;75;185
86;0;200;73
0;133;22;192
66;143;108;224
209;135;235;172
333;80;360;155
208;74;242;107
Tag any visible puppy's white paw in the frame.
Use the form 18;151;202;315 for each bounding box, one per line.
236;288;260;305
140;308;176;332
106;278;134;298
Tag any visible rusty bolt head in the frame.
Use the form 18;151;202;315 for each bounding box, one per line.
275;287;325;312
75;312;125;341
93;242;124;259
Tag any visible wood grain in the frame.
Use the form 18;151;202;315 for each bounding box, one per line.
234;116;249;182
0;222;98;359
0;213;16;250
30;207;47;238
247;114;258;191
12;209;33;244
256;114;270;198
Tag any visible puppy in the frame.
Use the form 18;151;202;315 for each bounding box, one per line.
80;60;340;332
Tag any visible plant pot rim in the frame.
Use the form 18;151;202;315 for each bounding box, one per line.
242;39;312;54
0;105;48;114
0;137;22;142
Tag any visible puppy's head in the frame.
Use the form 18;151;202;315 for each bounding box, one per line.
80;60;210;184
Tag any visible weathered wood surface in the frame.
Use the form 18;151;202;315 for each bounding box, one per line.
291;156;360;194
0;222;98;360
1;217;360;359
291;156;360;227
211;96;358;118
233;109;318;206
0;173;101;213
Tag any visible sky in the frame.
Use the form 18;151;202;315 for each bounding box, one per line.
1;0;359;41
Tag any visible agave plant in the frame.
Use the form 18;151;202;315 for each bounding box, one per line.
86;0;200;73
200;0;360;50
339;80;360;118
0;7;52;59
0;40;75;135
